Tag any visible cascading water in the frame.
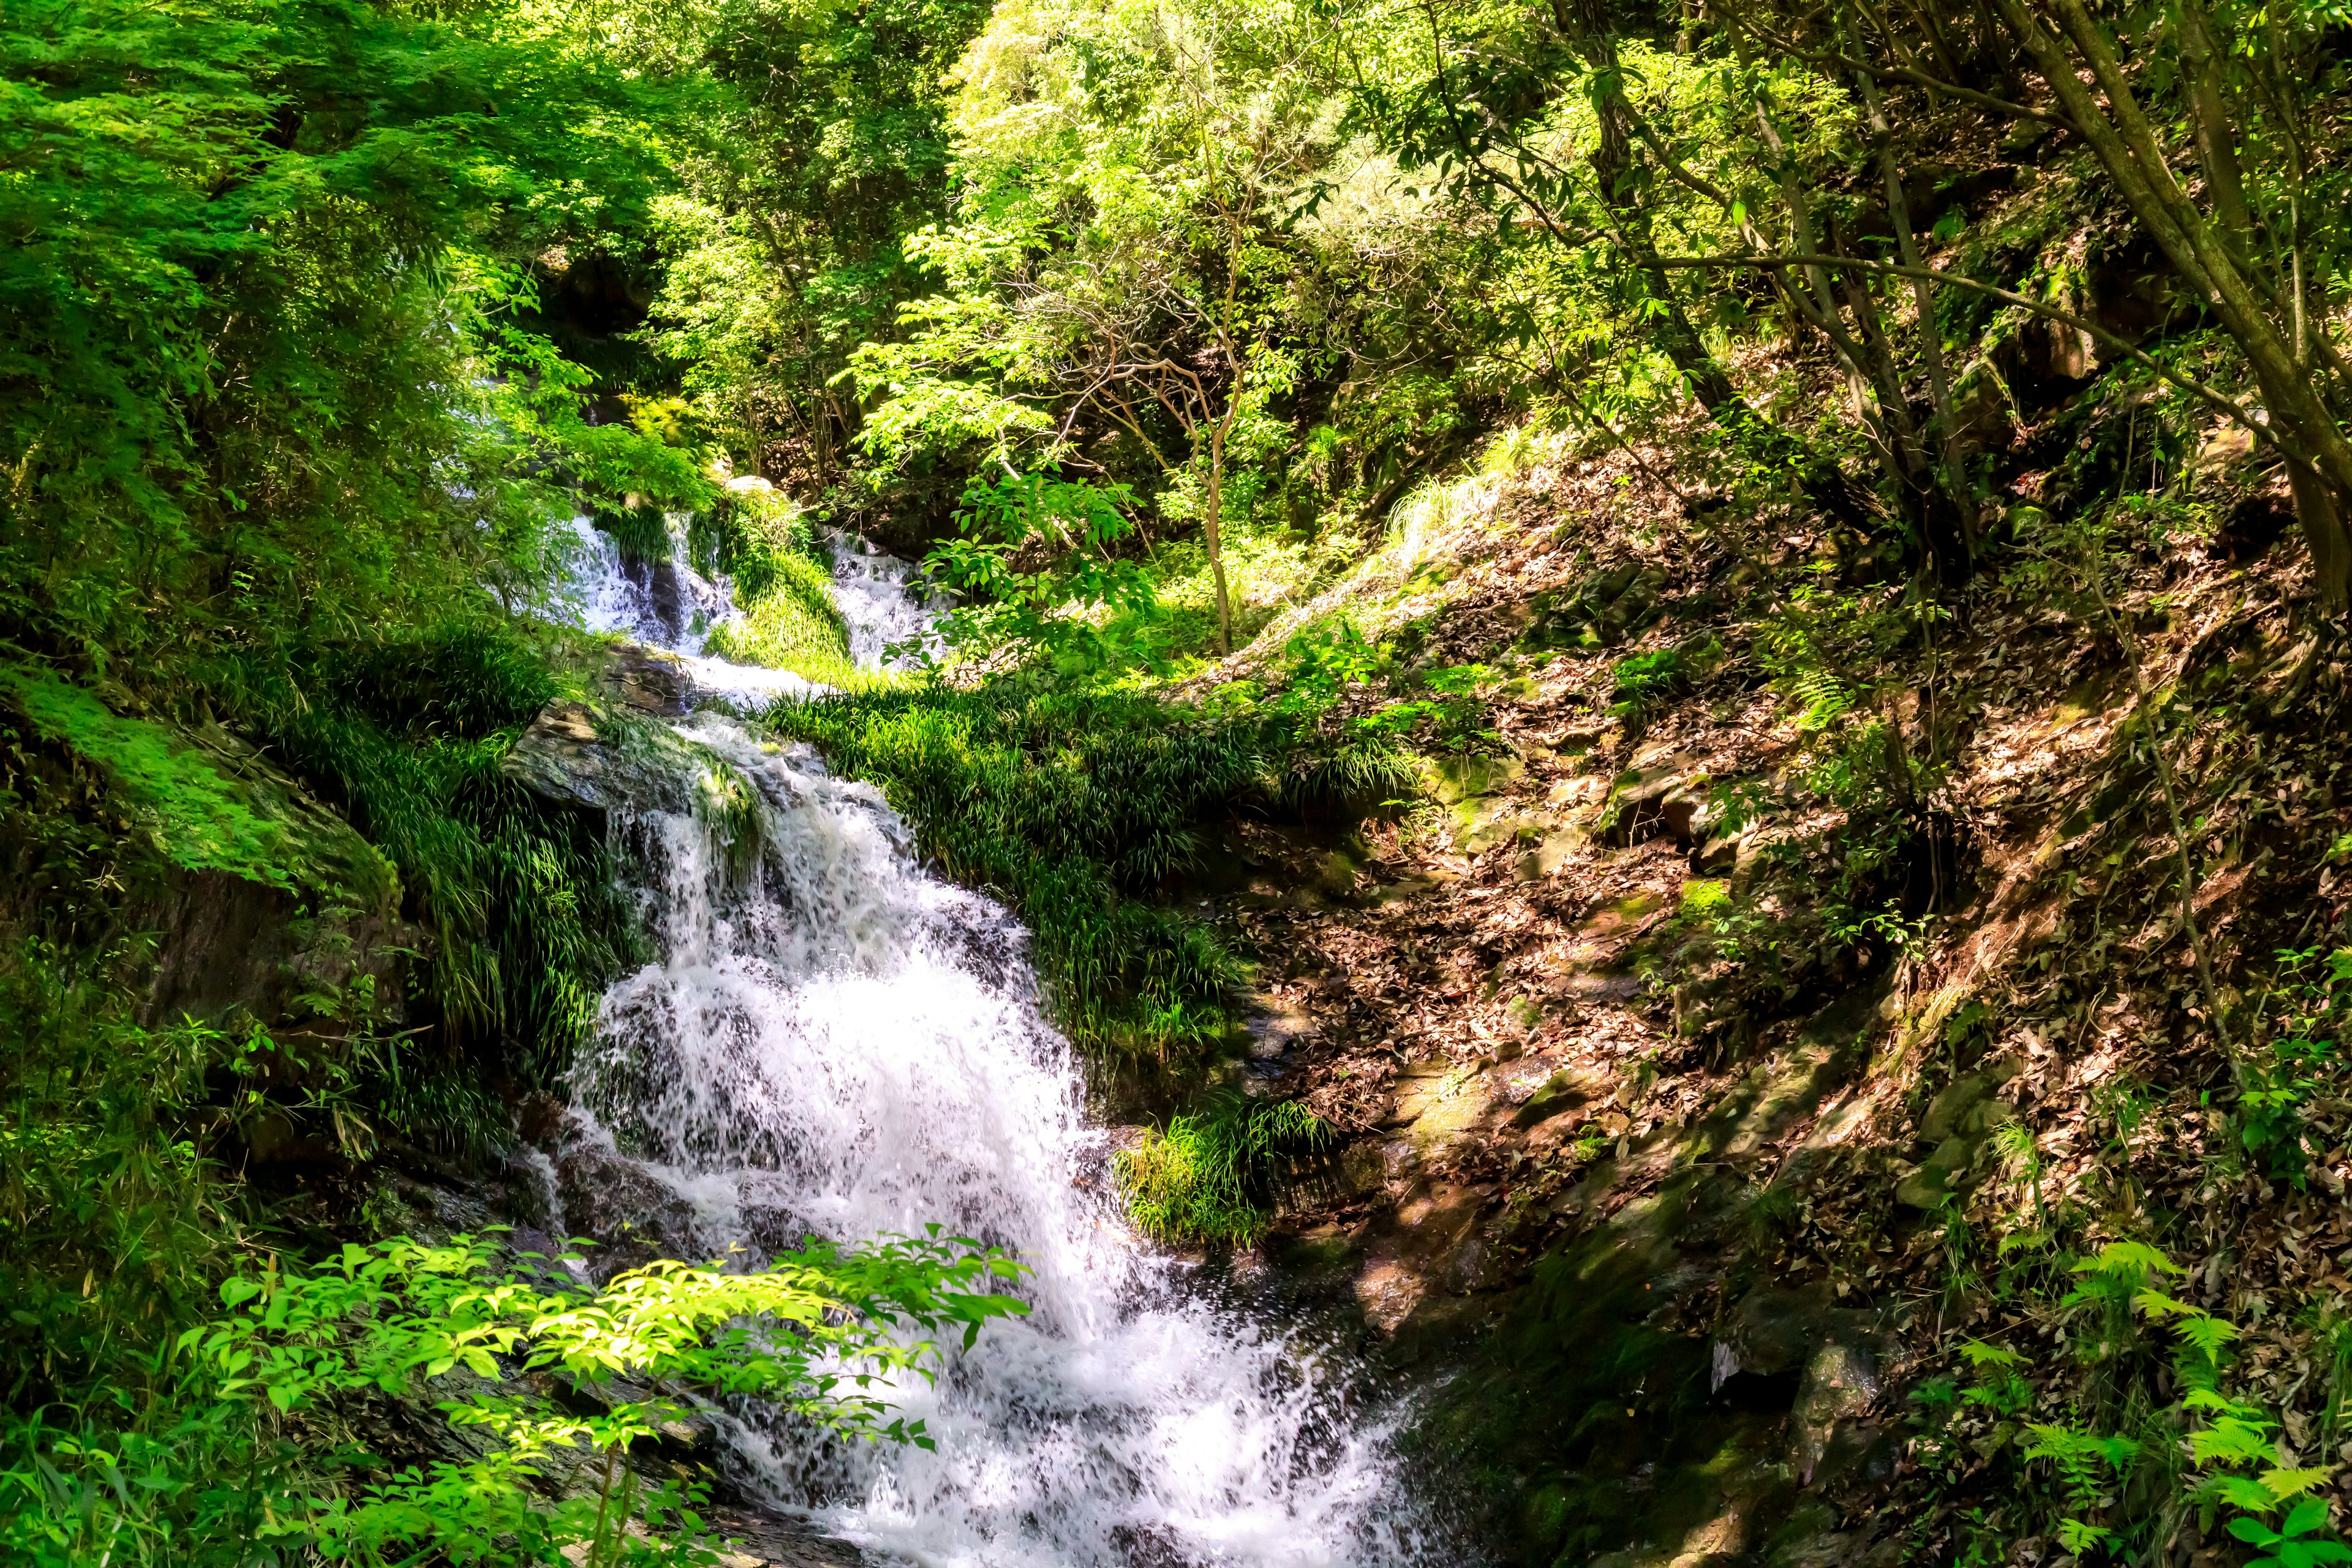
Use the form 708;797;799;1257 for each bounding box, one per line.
546;515;1447;1567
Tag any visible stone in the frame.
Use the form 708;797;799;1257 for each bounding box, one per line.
605;643;695;715
1893;1137;1975;1208
1510;1069;1599;1129
1796;1344;1891;1495
1340;1141;1390;1195
1599;763;1703;847
1918;1075;1991;1144
504;701;705;818
1429;751;1525;804
1513;824;1586;881
2192;423;2256;480
1791;1341;1882;1485
2213;491;2296;563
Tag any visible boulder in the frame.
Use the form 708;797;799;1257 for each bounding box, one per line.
1599;763;1703;847
503;702;701;818
1791;1341;1885;1486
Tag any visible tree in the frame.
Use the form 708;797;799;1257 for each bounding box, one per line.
853;0;1328;653
1720;0;2352;605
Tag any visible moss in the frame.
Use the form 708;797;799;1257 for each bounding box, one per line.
0;664;393;902
695;491;857;684
704;546;854;684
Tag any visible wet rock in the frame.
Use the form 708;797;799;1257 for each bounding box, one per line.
605;644;695;715
1715;1285;1880;1384
1790;1341;1879;1484
504;701;703;817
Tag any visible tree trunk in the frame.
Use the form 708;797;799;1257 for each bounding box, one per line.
1205;432;1233;657
1563;1;1872;528
1994;0;2352;605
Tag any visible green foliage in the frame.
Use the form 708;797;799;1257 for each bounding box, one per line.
0;0;685;692
1;665;386;897
273;683;638;1082
1986;1243;2351;1558
922;472;1155;655
644;0;992;481
1608;646;1684;726
0;944;240;1420
2231;1498;2352;1568
4;1228;1028;1566
698;492;854;684
2239;946;2352;1183
594;503;677;568
1114;1093;1331;1246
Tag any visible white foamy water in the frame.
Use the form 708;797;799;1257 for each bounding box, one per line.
825;529;944;669
554;512;824;706
548;506;1442;1567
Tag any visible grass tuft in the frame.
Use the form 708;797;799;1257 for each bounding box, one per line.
1114;1092;1332;1245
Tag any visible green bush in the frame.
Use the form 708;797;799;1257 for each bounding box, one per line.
0;1222;1028;1567
272;701;638;1087
0;944;241;1422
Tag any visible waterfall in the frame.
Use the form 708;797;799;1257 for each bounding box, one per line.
546;513;1446;1567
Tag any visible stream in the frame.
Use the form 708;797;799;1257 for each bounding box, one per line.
541;513;1449;1568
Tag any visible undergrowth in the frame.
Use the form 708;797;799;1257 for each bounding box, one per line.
1114;1092;1332;1245
272;620;643;1090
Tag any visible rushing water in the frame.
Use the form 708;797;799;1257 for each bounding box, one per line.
546;514;1442;1567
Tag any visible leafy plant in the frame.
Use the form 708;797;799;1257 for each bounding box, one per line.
921;472;1155;654
5;1229;1029;1566
2231;1498;2352;1568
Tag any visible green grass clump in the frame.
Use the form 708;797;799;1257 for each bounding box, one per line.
271;627;640;1085
1114;1093;1331;1245
591;502;674;566
695;491;858;684
704;546;854;684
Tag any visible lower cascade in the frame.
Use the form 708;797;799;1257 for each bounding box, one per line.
545;526;1445;1568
